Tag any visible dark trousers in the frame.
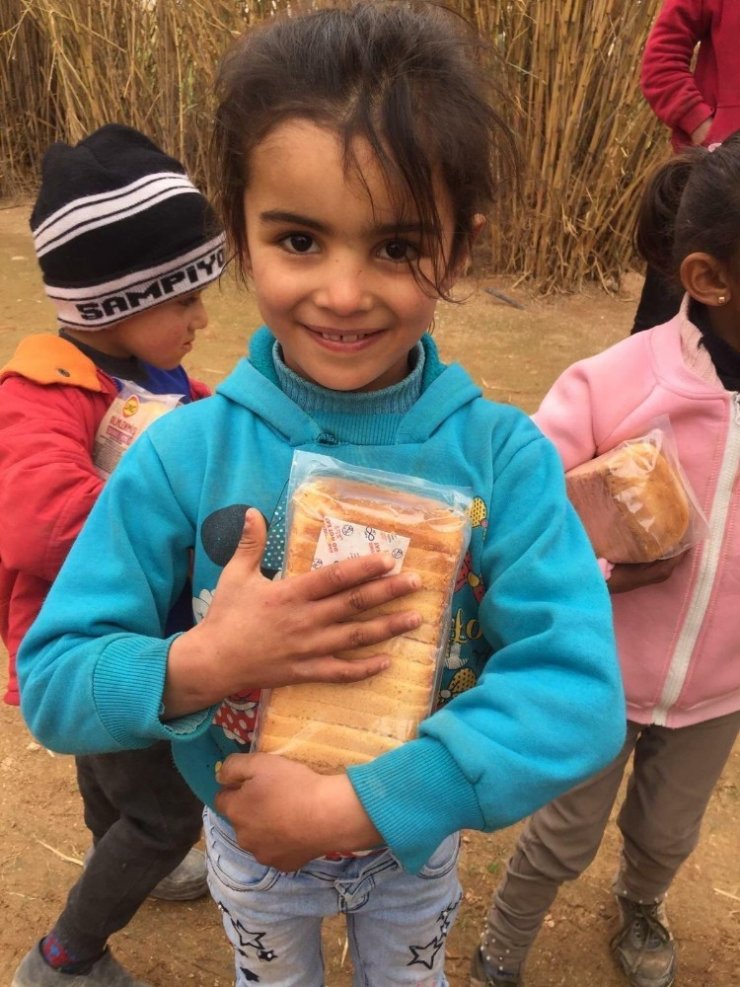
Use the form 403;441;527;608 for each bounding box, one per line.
484;711;740;966
54;741;203;957
631;264;684;334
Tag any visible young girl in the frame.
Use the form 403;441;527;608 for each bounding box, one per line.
473;137;740;987
17;4;624;985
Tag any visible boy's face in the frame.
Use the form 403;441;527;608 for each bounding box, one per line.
88;292;208;370
241;120;458;392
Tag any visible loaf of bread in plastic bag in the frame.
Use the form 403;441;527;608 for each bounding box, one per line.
565;440;690;563
254;475;469;773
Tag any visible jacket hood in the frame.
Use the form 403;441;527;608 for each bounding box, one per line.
1;334;106;392
215;327;481;446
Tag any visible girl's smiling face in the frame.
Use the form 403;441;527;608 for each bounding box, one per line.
241;120;459;392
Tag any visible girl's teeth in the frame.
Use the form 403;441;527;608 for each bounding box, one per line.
321;332;367;342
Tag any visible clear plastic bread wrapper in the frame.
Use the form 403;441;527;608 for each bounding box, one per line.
93;381;183;479
252;451;472;774
565;423;708;564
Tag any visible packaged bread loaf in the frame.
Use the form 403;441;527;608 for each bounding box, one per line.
93;381;184;479
565;431;695;564
253;452;472;773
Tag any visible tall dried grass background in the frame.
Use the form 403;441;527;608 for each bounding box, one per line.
0;0;671;290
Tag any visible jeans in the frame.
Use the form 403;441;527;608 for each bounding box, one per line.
204;808;462;987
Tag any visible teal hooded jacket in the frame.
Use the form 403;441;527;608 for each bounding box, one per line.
18;329;624;874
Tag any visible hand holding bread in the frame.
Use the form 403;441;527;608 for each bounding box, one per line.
607;552;688;594
215;752;382;870
163;507;423;718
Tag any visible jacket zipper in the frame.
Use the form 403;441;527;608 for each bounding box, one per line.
654;392;740;725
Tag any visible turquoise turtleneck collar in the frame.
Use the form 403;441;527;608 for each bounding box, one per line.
249;327;446;394
237;326;472;447
272;340;426;445
272;339;425;416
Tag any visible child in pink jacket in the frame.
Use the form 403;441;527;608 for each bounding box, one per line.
472;134;740;987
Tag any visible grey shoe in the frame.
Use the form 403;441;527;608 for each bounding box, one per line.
11;943;152;987
148;846;208;901
470;945;522;986
84;844;208;901
610;896;676;987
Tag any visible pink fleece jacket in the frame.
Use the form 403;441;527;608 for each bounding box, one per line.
534;303;740;729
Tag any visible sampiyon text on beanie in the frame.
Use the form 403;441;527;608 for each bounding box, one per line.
30;123;225;330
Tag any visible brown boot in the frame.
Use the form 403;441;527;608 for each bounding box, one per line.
470;945;522;986
610;896;677;987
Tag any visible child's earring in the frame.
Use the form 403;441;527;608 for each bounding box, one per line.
717;294;728;305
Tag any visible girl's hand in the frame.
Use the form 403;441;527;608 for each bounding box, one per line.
214;753;382;870
607;551;688;594
164;508;422;716
690;116;713;146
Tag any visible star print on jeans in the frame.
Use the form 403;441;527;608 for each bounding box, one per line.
234;919;278;962
408;937;445;970
408;892;462;969
438;892;462;934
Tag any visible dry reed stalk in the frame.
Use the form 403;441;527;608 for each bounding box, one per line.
1;0;668;290
0;0;246;194
484;0;667;289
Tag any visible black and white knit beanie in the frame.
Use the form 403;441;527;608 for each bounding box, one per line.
30;123;225;330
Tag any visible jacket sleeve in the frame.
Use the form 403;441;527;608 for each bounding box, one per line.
531;362;601;469
17;430;212;753
0;378;105;583
532;336;655;467
188;376;211;401
347;426;625;873
640;0;714;139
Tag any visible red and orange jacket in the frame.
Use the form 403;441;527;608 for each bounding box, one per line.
641;0;740;152
0;334;208;705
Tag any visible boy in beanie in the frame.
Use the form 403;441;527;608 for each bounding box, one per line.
2;123;225;987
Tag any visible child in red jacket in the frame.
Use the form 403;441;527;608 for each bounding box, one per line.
633;0;740;332
1;124;224;987
641;0;740;152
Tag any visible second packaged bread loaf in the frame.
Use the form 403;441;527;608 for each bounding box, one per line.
565;440;690;563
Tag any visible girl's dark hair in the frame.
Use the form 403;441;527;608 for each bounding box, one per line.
212;0;518;294
636;130;740;281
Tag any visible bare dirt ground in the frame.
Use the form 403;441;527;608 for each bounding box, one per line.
0;201;738;986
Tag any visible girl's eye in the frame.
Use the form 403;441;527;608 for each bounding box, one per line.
379;239;419;263
281;233;317;254
179;293;201;308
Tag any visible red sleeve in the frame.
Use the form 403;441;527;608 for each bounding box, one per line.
640;0;714;138
0;378;108;582
188;376;212;401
